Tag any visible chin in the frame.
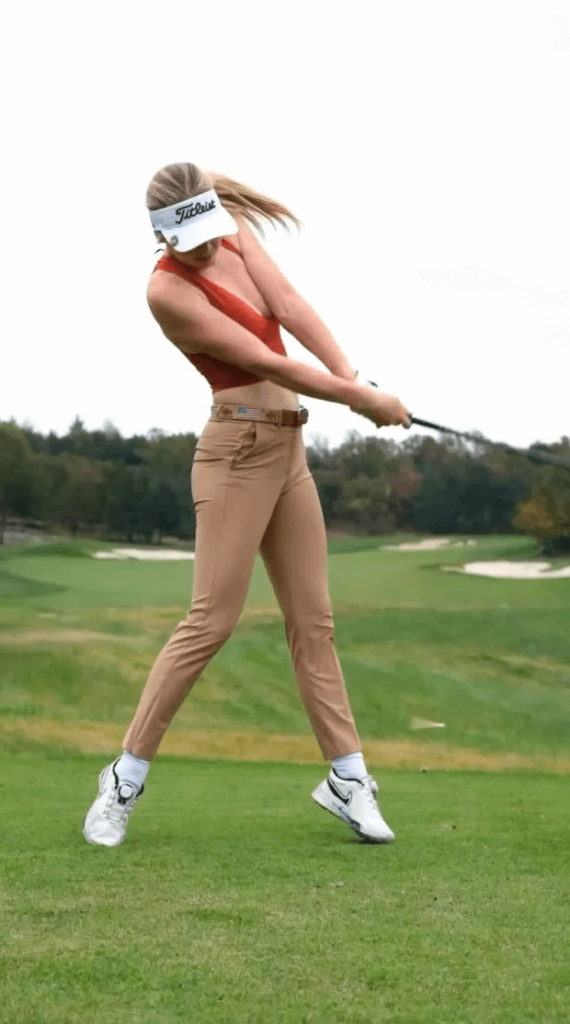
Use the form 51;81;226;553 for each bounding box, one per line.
176;252;205;267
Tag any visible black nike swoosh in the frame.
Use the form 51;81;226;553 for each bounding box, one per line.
327;778;351;805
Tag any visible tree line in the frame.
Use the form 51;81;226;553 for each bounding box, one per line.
1;418;569;550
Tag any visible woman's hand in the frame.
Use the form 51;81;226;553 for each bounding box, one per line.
352;388;411;428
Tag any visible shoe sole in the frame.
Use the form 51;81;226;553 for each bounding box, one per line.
311;783;395;844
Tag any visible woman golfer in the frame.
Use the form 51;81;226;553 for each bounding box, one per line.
83;162;410;846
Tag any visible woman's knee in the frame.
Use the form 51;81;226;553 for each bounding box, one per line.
175;606;239;648
285;608;335;644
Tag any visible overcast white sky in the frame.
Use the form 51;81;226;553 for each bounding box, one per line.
2;0;569;450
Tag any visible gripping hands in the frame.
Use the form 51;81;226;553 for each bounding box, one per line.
352;371;411;429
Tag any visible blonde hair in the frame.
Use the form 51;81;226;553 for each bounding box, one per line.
146;162;301;234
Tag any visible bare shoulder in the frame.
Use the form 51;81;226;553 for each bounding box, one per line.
146;270;210;360
147;268;207;319
233;218;278;263
232;218;256;252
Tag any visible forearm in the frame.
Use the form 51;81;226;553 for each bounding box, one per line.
256;352;367;408
280;298;355;379
158;286;364;407
259;352;409;428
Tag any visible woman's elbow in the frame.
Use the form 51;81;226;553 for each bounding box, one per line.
245;350;286;381
272;287;301;326
247;355;277;379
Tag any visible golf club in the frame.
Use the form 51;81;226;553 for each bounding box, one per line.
409;416;570;473
357;375;570;474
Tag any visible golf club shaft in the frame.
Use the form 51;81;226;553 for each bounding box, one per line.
409;416;570;473
357;377;570;473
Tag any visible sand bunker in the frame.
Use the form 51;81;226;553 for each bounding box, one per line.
445;561;570;580
384;538;477;552
94;548;195;561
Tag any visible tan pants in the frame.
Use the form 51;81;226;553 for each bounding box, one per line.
122;417;360;760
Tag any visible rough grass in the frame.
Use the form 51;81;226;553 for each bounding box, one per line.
3;718;570;772
2;607;570;757
1;757;569;1024
1;535;569;764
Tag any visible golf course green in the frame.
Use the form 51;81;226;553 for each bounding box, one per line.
1;534;569;1022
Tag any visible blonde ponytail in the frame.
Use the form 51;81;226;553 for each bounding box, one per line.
210;173;301;232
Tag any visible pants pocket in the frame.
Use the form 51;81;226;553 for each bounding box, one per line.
193;420;256;463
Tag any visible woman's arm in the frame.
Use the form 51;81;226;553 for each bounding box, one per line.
148;274;409;427
235;220;356;380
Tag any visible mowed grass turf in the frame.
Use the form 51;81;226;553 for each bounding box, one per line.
1;535;569;764
2;756;570;1024
1;535;570;1020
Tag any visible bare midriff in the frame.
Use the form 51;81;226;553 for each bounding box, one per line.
213;379;300;412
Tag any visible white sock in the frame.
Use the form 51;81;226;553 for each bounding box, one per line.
331;751;367;781
115;751;150;791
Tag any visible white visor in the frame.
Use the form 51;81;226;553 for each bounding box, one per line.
149;189;238;251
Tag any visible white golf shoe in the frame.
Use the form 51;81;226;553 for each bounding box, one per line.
83;760;143;847
312;769;395;844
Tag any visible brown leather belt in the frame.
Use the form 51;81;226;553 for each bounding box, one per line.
210;404;309;428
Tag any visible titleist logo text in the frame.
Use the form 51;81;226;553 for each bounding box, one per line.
174;199;216;224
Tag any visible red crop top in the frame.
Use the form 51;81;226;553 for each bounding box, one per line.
154;238;287;392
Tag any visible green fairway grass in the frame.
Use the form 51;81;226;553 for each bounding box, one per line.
1;535;569;764
1;755;569;1024
1;535;569;1021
